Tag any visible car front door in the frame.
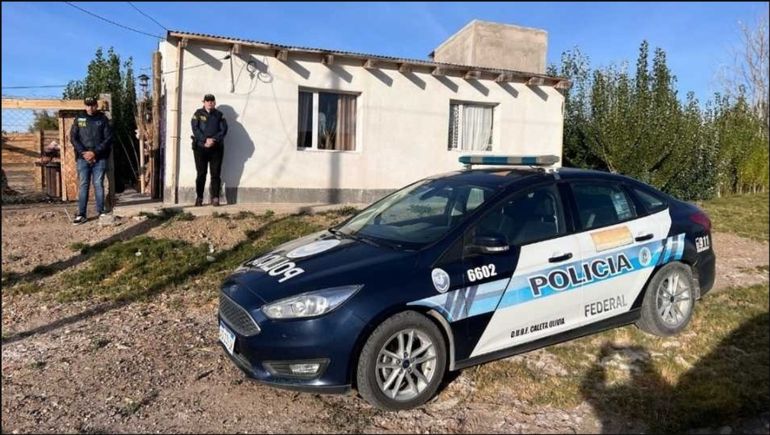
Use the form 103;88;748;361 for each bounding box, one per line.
462;182;584;359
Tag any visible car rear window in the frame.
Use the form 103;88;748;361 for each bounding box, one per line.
631;186;668;213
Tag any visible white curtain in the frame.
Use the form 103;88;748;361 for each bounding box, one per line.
462;105;493;151
297;92;312;148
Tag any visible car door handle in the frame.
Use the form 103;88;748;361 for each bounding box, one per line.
549;252;573;263
635;233;654;242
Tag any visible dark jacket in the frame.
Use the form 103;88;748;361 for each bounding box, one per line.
191;107;228;150
70;111;113;161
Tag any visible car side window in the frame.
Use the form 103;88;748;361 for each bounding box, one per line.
572;182;638;230
631;186;668;213
467;184;566;248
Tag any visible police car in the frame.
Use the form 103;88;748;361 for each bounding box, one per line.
218;155;715;411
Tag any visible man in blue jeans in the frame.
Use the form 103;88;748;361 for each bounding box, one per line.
70;97;112;225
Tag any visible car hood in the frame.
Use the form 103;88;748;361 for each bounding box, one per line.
227;230;416;304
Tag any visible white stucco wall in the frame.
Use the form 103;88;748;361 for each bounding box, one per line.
160;40;564;203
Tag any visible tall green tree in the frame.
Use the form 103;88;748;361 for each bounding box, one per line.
553;38;767;200
28;111;59;132
63;47;139;192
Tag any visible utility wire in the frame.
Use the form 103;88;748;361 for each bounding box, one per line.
127;2;168;32
2;85;69;89
64;2;163;39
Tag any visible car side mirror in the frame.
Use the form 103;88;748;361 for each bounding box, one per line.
468;234;510;255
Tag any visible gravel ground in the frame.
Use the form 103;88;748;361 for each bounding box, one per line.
2;204;768;433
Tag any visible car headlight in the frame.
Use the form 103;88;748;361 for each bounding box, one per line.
262;285;362;319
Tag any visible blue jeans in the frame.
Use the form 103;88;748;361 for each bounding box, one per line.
77;158;107;217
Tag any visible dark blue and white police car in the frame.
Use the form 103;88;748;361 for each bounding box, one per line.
218;155;716;411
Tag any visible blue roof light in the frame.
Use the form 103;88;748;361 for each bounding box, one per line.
458;155;560;167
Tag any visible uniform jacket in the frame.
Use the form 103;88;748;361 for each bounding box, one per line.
191;108;228;150
69;111;113;161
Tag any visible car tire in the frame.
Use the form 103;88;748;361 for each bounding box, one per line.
356;311;447;411
636;262;696;337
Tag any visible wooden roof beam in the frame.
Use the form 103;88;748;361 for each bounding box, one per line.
276;49;289;61
495;73;512;83
555;80;571;90
363;59;377;69
1;98;93;110
431;67;446;76
321;54;334;65
464;70;482;80
527;76;546;86
398;63;412;73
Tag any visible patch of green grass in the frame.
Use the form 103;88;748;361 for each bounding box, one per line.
469;284;769;432
50;213;327;303
6;282;44;296
698;193;769;241
139;208;195;222
320;206;360;218
92;337;110;350
69;242;90;253
263;209;275;218
232;210;257;220
29;361;46;370
56;236;210;303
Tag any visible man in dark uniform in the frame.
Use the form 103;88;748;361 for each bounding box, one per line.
70;97;112;225
191;94;228;206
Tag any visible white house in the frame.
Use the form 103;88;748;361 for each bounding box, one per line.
159;20;568;205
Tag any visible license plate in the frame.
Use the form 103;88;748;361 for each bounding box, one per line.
219;321;236;355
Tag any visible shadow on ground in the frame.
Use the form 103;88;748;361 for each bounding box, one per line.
582;313;770;433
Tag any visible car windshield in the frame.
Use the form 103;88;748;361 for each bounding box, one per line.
335;178;496;250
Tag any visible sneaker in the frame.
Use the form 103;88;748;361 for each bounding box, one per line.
195;197;203;207
73;215;87;225
211;197;220;207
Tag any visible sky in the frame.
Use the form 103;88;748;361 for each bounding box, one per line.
2;1;768;103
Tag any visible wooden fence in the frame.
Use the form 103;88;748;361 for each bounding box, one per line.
2;130;59;193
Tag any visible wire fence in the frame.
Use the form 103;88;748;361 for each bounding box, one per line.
2;91;66;133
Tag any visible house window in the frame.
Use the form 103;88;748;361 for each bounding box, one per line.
297;90;357;151
448;102;494;151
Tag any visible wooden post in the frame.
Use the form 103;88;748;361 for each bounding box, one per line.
138;100;146;194
36;129;44;191
100;93;115;211
58;114;68;201
152;51;162;199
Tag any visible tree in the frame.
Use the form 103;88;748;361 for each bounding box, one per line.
719;12;769;129
63;47;139;192
28;111;59;132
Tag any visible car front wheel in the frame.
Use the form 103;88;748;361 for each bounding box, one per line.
356;311;447;411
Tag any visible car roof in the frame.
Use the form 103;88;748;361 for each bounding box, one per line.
428;168;548;190
429;166;652;193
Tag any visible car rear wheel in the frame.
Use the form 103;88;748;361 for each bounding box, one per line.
636;262;696;336
356;311;447;411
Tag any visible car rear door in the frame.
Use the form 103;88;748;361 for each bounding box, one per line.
566;180;669;326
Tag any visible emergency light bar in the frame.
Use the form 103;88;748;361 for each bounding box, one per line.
459;155;560;169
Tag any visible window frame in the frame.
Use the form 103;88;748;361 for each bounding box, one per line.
565;180;641;233
447;100;498;152
297;87;361;153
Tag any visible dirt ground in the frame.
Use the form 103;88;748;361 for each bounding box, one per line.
2;203;768;434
